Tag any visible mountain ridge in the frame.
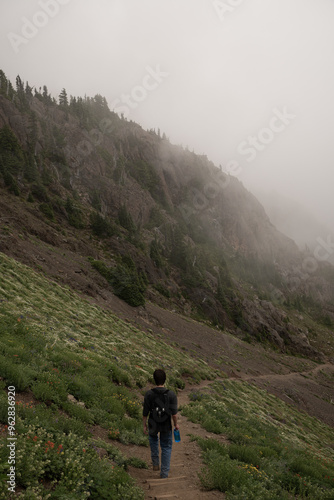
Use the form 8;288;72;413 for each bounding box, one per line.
0;69;333;362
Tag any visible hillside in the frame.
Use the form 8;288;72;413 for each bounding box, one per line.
0;70;333;361
0;252;333;499
255;189;334;266
0;70;334;498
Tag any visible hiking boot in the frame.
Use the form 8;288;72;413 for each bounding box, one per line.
153;465;160;471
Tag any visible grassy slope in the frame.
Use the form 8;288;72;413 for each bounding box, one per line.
0;251;333;499
183;381;334;499
0;252;214;499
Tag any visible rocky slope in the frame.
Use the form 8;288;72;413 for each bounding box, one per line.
0;70;333;361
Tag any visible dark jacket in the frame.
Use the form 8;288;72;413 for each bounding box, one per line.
143;387;177;434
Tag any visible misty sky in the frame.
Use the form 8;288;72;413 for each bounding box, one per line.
1;0;334;236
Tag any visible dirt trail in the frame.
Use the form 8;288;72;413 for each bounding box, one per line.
240;362;334;383
122;380;226;500
117;362;334;499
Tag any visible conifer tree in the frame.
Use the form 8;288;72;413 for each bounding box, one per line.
118;204;136;233
59;88;68;107
15;75;28;110
0;70;8;96
15;75;24;94
42;85;52;104
27;111;38;154
25;81;33;99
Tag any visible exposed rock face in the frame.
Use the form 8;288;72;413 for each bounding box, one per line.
0;93;300;265
0;82;333;361
242;299;325;361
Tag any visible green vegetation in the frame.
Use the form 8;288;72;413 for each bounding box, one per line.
0;124;24;191
129;159;161;199
0;252;214;498
183;380;334;499
39;202;55;221
0;74;333;498
65;197;85;229
150;238;163;268
90;211;115;238
1;69;332;338
118;204;136;233
89;256;148;307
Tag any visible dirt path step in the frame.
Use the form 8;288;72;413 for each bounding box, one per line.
147;477;189;495
124;396;225;499
153;495;179;500
115;379;229;499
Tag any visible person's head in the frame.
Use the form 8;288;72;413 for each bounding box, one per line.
153;369;166;386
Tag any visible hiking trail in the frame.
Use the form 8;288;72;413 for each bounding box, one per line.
115;362;334;499
117;379;226;499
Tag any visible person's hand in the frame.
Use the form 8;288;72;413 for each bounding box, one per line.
143;424;148;435
174;424;180;431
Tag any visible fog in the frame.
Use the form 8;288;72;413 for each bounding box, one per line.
1;0;334;246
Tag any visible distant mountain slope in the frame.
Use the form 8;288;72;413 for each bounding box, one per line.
255;189;334;265
0;69;333;359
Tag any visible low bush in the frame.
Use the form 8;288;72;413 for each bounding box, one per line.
183;381;334;499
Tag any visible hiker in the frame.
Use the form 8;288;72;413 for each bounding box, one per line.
143;369;179;478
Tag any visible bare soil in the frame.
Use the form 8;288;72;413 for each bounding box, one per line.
116;380;228;500
1;189;334;498
112;364;334;499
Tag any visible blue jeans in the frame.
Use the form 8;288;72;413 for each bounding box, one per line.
149;431;173;478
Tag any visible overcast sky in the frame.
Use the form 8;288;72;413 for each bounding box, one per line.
1;0;334;236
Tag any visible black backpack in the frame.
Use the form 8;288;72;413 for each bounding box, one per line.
150;388;171;424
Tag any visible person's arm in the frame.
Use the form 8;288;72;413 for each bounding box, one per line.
143;391;151;435
143;415;148;435
171;392;179;430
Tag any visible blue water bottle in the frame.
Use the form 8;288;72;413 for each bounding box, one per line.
174;428;181;442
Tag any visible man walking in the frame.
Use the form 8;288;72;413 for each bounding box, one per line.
143;369;179;478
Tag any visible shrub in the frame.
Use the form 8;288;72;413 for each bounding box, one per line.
0;355;35;391
126;457;148;469
199;452;249;492
89;257;146;307
31;183;49;201
65;197;85;228
3;171;20;195
154;282;170;298
228;444;262;468
118;204;136;232
90;211;114;237
203;416;224;434
109;363;132;386
150;239;163;268
39;202;55;221
110;264;145;307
